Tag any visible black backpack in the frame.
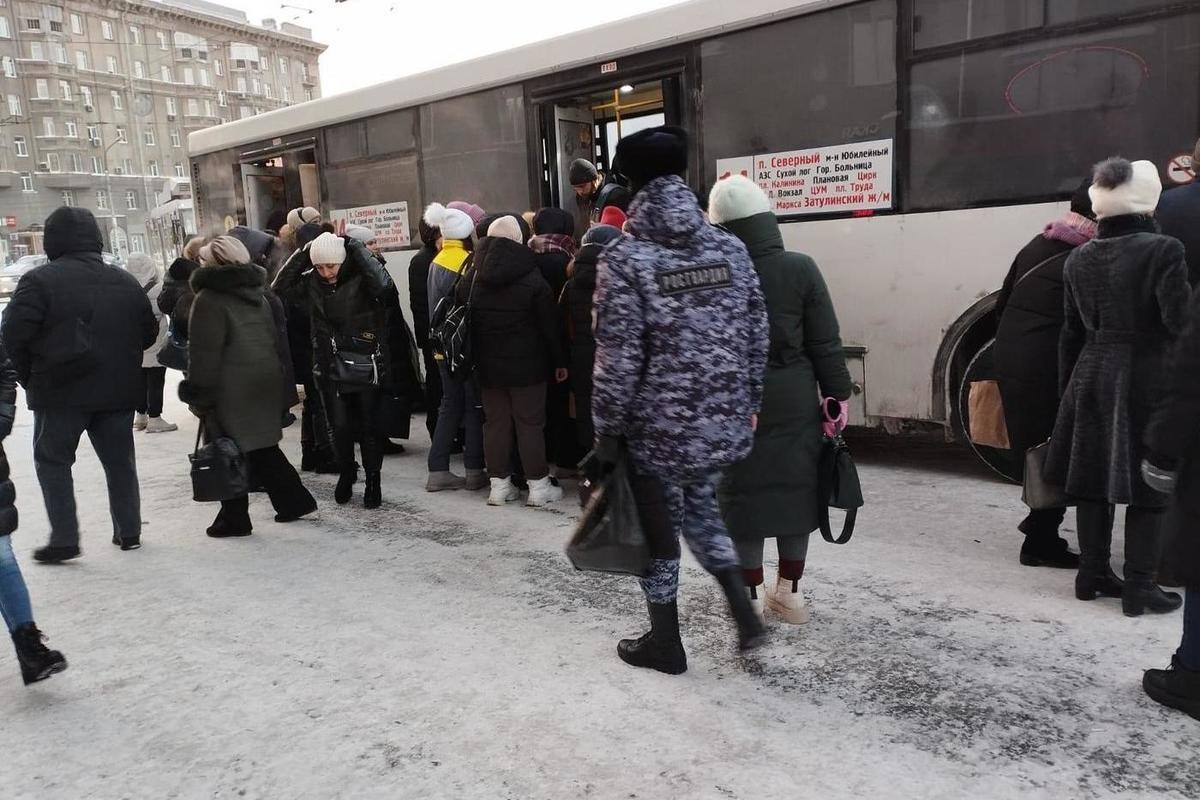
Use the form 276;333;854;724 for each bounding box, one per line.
429;262;476;380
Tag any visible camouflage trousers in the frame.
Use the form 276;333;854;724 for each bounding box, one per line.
639;475;740;604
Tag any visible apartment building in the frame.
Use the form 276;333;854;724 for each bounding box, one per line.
0;0;325;261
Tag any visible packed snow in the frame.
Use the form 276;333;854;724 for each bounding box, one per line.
0;376;1195;799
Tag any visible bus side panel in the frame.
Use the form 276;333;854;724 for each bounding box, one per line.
777;202;1062;423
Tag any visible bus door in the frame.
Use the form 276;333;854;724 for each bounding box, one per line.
241;163;284;231
238;140;320;231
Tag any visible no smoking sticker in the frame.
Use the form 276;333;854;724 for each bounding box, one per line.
1168;154;1195;185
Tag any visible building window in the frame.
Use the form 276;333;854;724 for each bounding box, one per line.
86;124;98;143
160;65;171;83
173;162;185;178
42;117;54;137
23;17;39;31
91;156;102;174
157;30;167;50
70;13;82;35
130;234;145;253
47;152;60;172
0;17;10;38
61;190;75;207
282;86;290;103
279;56;287;75
111;91;122;111
300;62;309;81
236;76;247;93
199;68;209;86
29;41;43;60
202;99;213;117
59;80;71;101
2;55;15;77
122;157;133;174
70;152;82;172
52;43;66;64
183;67;194;85
133;60;145;79
214;59;222;76
101;20;113;41
97;190;109;209
264;84;272;100
169;128;180;147
129;25;141;45
106;55;118;74
13;135;25;156
75;50;87;70
251;77;260;95
115;126;126;143
142;129;154;146
7;93;21;116
79;86;91;108
34;78;49;99
20;173;32;192
217;90;226;107
125;190;137;210
186;98;199;116
148;160;159;177
304;88;313;102
64;120;77;138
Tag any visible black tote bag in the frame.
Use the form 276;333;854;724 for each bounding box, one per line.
1022;441;1071;510
567;452;653;577
818;434;863;544
189;421;249;502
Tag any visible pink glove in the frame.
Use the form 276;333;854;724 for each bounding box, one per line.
821;398;849;439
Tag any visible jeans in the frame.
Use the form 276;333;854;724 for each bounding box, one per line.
1178;589;1200;671
427;365;483;473
0;536;33;633
33;408;141;547
420;344;443;437
482;383;548;480
218;445;315;524
136;367;167;417
640;475;741;605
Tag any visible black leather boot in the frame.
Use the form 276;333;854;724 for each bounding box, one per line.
335;468;357;505
1124;510;1182;617
1075;502;1122;601
1144;655;1200;720
11;623;67;685
300;443;315;472
617;600;687;675
363;472;382;509
716;569;768;651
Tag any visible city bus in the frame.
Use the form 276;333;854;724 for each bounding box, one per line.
187;0;1200;476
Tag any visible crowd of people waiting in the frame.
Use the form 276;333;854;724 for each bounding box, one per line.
0;126;1195;729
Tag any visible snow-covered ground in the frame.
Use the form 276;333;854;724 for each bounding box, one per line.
0;377;1196;799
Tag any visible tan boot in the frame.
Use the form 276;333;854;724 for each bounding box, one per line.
766;575;811;625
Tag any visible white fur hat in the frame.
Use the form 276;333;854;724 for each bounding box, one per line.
309;232;346;265
487;215;523;244
1089;158;1162;219
423;202;474;241
287;206;320;229
708;174;772;225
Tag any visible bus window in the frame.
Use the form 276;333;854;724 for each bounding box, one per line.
325;121;367;163
699;0;897;192
365;109;417;156
912;0;1043;51
419;84;528;212
1046;0;1181;25
905;13;1200;210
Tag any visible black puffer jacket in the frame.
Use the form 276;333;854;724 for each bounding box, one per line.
0;338;18;537
272;236;396;391
457;236;565;388
408;221;439;350
1;207;158;411
563;242;601;402
159;257;199;317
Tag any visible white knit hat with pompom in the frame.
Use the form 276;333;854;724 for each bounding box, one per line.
708;174;772;225
423;202;474;241
1088;158;1162;219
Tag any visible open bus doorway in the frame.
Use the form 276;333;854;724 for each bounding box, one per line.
541;76;678;236
239;143;320;232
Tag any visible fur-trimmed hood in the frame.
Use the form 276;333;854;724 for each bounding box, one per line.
190;262;268;304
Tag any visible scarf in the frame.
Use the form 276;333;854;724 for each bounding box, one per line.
530;233;577;258
1097;214;1159;240
1043;211;1097;247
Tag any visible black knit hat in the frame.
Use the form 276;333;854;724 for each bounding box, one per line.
568;159;599;186
296;222;324;249
1070;178;1095;221
616;126;689;195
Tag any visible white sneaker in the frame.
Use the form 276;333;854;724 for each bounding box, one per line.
748;582;767;623
766;575;811;625
133;413;148;431
145;416;178;433
526;476;563;507
488;477;519;506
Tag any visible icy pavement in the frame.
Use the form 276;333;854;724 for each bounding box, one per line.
0;379;1196;800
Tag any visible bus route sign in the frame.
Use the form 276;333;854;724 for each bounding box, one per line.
716;139;895;216
328;202;412;249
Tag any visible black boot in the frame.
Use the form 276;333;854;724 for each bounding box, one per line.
32;545;81;564
716;569;768;651
206;516;252;538
363;472;382;509
11;623;67;685
335;468;357;505
618;600;687;675
1020;535;1079;569
380;438;406;456
300;443;315;472
1124;511;1182;617
1144;656;1200;720
1075;503;1123;601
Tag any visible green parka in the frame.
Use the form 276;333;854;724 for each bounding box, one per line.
718;212;852;541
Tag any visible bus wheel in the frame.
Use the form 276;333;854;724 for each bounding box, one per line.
954;339;1023;483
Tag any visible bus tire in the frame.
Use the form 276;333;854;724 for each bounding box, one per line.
953;339;1022;483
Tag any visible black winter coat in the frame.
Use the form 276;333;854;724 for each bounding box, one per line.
563;242;601;403
272;236;396;392
1;208;158;411
1156;183;1200;286
1146;288;1200;588
457;236;565;388
159;257;199;316
0;338;18;537
1046;216;1191;508
408;245;436;350
993;234;1078;453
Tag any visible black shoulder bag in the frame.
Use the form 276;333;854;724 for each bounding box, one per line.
818;434;863;544
189;421;249;502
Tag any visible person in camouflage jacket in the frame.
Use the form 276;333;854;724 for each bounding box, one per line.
591;126;770;675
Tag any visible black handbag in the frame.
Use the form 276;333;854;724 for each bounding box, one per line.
429;267;476;380
189;421;249;502
328;336;381;386
1022;441;1071;510
567;451;654;577
818;434;863;544
157;323;188;371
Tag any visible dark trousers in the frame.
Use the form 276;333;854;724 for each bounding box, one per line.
328;386;383;474
136;367;167;417
421;344;442;437
218;444;315;523
301;379;335;456
428;365;483;472
482;384;548;480
1179;589;1200;671
1020;507;1068;540
545;380;584;470
33;408;141;547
